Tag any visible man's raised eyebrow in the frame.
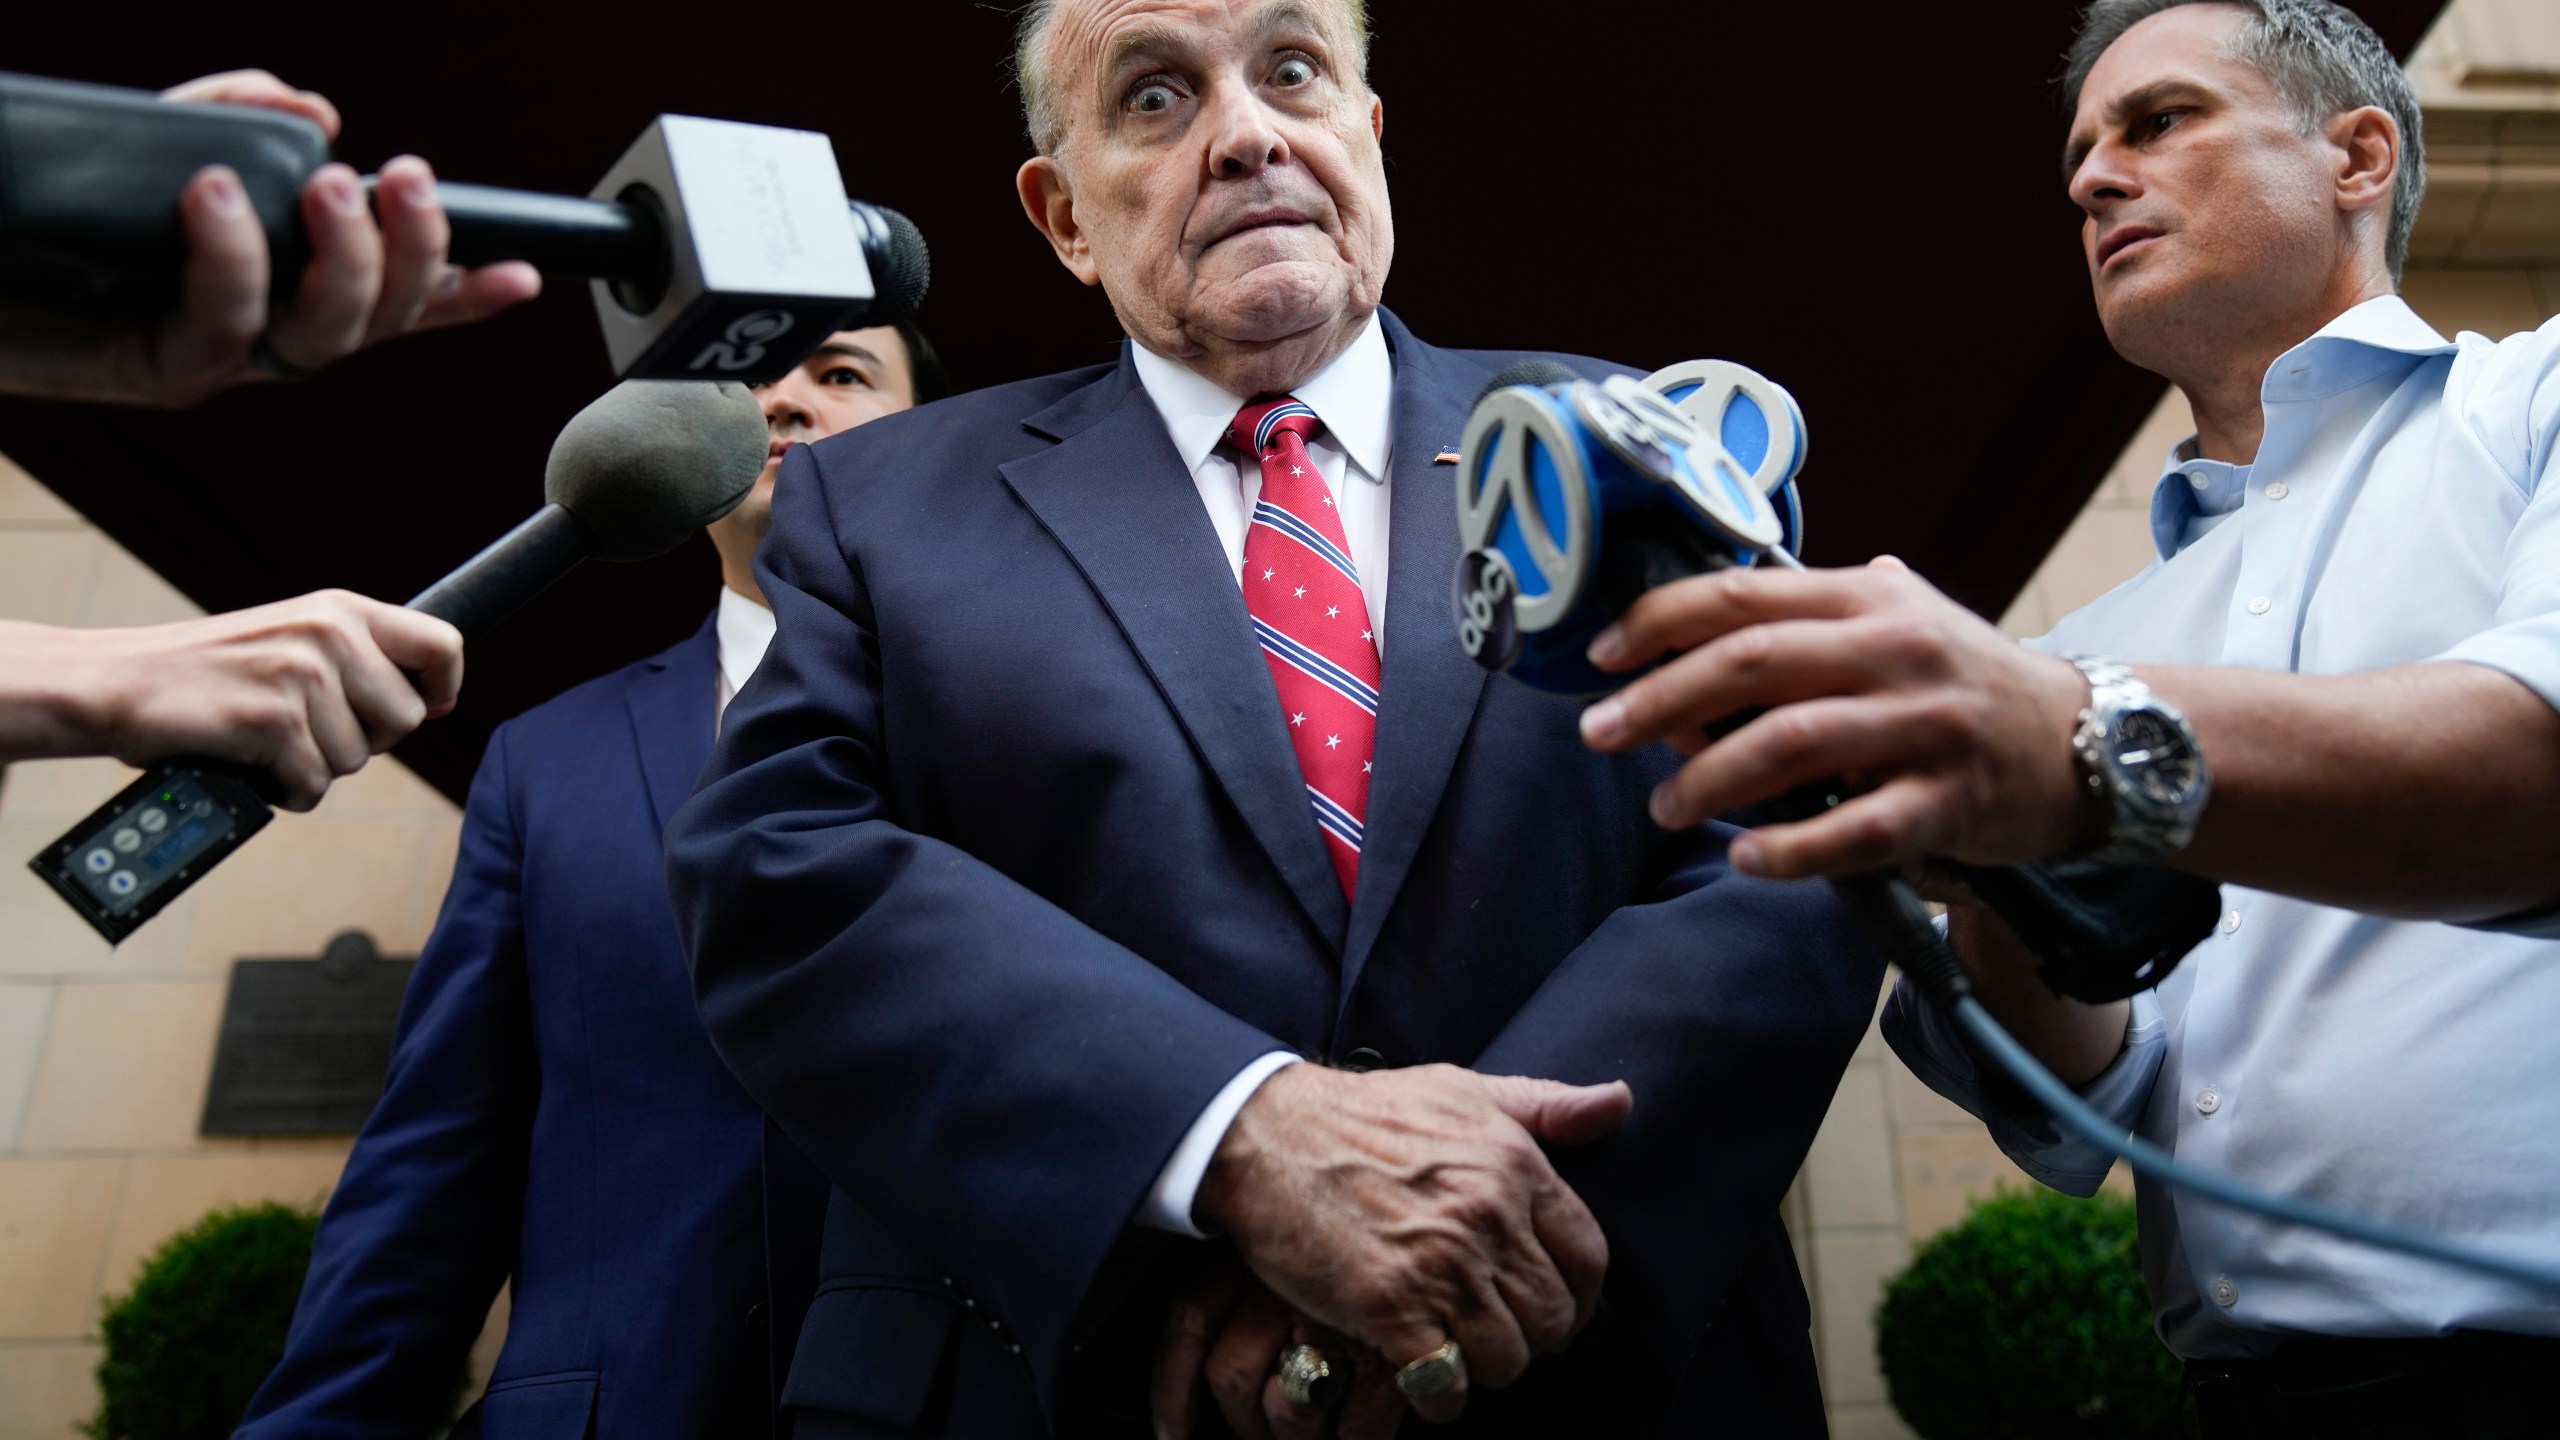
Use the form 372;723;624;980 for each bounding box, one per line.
1258;0;1333;45
808;342;883;368
2061;80;2215;180
1101;23;1196;87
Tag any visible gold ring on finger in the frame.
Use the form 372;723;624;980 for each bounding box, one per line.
1393;1340;1465;1402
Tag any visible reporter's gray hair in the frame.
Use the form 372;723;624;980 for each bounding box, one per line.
1011;0;1372;157
2064;0;2425;283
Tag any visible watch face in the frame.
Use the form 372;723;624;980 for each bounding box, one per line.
2113;709;2201;808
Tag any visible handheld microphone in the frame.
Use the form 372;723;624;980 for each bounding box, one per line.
1447;357;2560;1299
27;379;768;944
0;71;930;383
1452;359;1806;696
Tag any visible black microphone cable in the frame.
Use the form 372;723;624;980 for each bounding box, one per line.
1823;866;2560;1298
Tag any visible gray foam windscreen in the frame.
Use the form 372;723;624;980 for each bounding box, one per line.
543;380;767;561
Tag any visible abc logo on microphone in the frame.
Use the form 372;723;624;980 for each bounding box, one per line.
1451;359;1809;696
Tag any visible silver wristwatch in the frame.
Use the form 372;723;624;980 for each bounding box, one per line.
2064;654;2211;865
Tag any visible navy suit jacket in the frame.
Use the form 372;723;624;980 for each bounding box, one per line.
241;622;828;1440
666;312;1885;1437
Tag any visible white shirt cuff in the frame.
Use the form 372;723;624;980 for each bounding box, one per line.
1134;1051;1302;1237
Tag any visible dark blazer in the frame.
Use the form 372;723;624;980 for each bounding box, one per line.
240;621;828;1440
666;311;1885;1438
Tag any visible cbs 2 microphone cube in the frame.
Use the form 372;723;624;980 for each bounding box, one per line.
587;116;876;384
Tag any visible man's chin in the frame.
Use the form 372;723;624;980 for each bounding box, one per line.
2096;266;2194;353
1191;262;1359;347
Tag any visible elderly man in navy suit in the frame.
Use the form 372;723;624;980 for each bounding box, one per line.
238;323;947;1440
667;3;1880;1436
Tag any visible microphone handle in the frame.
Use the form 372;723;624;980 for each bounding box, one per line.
406;502;597;640
420;181;667;287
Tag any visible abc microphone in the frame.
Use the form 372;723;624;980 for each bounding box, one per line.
1447;357;2219;1003
1451;358;1808;696
27;380;768;944
0;71;929;383
1445;360;2560;1298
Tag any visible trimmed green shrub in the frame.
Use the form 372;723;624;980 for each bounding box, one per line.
1876;1186;2179;1439
84;1200;319;1440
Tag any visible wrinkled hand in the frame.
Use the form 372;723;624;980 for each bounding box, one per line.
1192;1064;1632;1426
2;70;538;408
1152;1253;1408;1440
1575;556;2090;878
27;590;463;808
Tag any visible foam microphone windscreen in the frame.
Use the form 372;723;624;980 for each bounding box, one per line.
867;206;931;325
544;380;769;561
1473;358;1582;407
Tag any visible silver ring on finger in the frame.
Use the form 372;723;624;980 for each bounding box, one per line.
1276;1342;1345;1410
1393;1340;1464;1402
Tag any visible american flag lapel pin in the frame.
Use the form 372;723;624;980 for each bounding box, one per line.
1433;445;1461;464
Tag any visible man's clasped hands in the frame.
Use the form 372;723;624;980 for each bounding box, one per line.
1152;1062;1634;1439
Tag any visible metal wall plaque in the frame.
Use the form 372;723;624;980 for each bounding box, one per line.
201;930;415;1136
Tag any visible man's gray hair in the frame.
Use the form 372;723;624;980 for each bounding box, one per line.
1011;0;1372;157
2064;0;2426;283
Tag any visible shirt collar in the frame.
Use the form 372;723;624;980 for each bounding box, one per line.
715;585;776;700
1128;313;1394;481
2260;294;2454;403
2145;295;2455;558
2148;436;2249;560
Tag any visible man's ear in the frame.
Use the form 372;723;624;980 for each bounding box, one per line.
1017;156;1100;287
1370;93;1384;144
2331;105;2398;220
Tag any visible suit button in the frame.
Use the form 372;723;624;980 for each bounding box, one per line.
1342;1048;1384;1073
745;1302;766;1333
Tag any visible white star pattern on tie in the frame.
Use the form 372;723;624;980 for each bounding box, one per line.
1228;394;1380;898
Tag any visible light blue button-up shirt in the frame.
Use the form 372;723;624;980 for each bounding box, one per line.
1885;295;2560;1359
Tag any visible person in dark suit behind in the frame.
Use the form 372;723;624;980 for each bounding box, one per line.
236;321;948;1440
667;3;1884;1437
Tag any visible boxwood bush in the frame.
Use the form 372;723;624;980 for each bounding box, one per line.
85;1201;320;1440
1875;1186;2180;1439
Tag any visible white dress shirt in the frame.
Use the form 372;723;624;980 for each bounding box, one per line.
1886;297;2560;1358
1123;315;1398;1236
713;585;777;723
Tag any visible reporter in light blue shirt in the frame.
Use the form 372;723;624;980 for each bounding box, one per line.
1569;0;2560;1431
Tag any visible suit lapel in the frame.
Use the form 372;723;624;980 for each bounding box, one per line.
1000;358;1351;948
627;618;722;833
1339;317;1494;1003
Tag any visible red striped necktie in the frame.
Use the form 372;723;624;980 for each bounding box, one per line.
1228;395;1380;899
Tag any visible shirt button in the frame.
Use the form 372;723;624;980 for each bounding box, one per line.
2211;1276;2240;1307
2189;471;2211;491
2264;482;2289;501
2196;1086;2222;1115
2247;596;2273;616
2220;910;2243;936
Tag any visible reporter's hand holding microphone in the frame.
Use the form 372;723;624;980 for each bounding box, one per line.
1577;555;2093;878
0;71;526;832
0;69;540;408
0;594;463;811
